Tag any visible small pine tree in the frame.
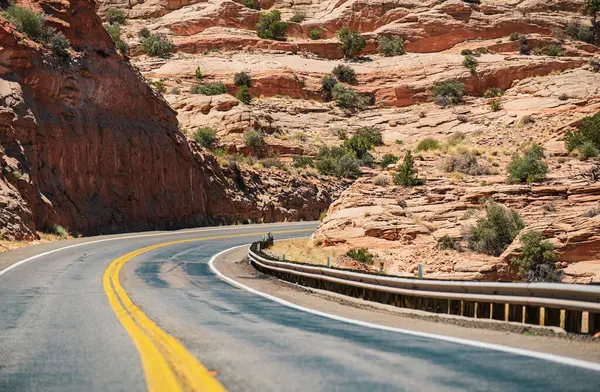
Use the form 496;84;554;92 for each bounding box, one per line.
194;66;203;80
394;150;423;187
237;85;252;104
337;27;366;59
256;10;287;41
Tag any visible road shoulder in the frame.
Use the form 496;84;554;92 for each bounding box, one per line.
213;246;600;363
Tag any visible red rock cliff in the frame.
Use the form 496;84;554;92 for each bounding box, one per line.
0;0;339;238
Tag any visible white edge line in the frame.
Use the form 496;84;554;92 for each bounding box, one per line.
208;244;600;373
0;221;316;279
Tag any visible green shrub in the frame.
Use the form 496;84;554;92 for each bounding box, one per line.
289;11;305;23
476;46;489;54
579;141;599;160
150;80;166;93
415;137;440;152
542;45;563;56
489;99;501;112
321;75;338;100
507;144;548;183
105;23;127;55
50;31;70;62
484;88;504;98
256;10;287;41
443;148;493;176
140;33;174;57
332;64;357;85
465;201;525;256
380;154;399;168
337;27;366;59
337;154;362;177
564;111;600;153
511;231;560;282
293;155;314;168
314;146;362;178
336;128;347;140
432;79;465;106
346;248;374;264
244;129;264;149
194;127;217;148
377;36;405;56
394;150;422;187
342;127;382;159
461;49;475;56
438;235;459;250
139;27;151;39
192;82;227;95
309;29;322;40
234;71;252;87
463;55;478;74
331;84;368;111
4;5;45;41
237;86;252;104
584;203;600;217
519;36;530;55
106;7;126;25
242;0;259;9
51;225;69;239
565;21;594;43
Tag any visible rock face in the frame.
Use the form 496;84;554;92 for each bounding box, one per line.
0;0;342;239
313;175;600;283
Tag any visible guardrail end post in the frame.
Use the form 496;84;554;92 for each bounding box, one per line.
417;264;423;279
327;256;331;268
257;243;261;252
282;253;286;261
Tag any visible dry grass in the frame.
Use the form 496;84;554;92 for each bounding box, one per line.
0;232;66;255
264;238;344;266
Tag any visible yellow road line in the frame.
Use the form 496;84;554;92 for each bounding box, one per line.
103;228;313;392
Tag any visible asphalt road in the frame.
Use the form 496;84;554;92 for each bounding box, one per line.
0;222;598;392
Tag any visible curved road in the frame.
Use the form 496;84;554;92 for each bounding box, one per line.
0;222;598;391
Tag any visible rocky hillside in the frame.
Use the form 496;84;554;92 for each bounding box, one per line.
88;0;600;282
0;0;343;241
4;0;599;283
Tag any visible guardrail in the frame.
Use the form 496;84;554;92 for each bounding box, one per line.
248;239;600;335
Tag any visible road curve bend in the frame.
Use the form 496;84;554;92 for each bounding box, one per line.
0;222;598;392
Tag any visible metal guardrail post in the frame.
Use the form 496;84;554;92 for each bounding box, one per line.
417;264;423;279
327;256;331;268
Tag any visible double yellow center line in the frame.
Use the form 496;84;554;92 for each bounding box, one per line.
102;228;313;391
